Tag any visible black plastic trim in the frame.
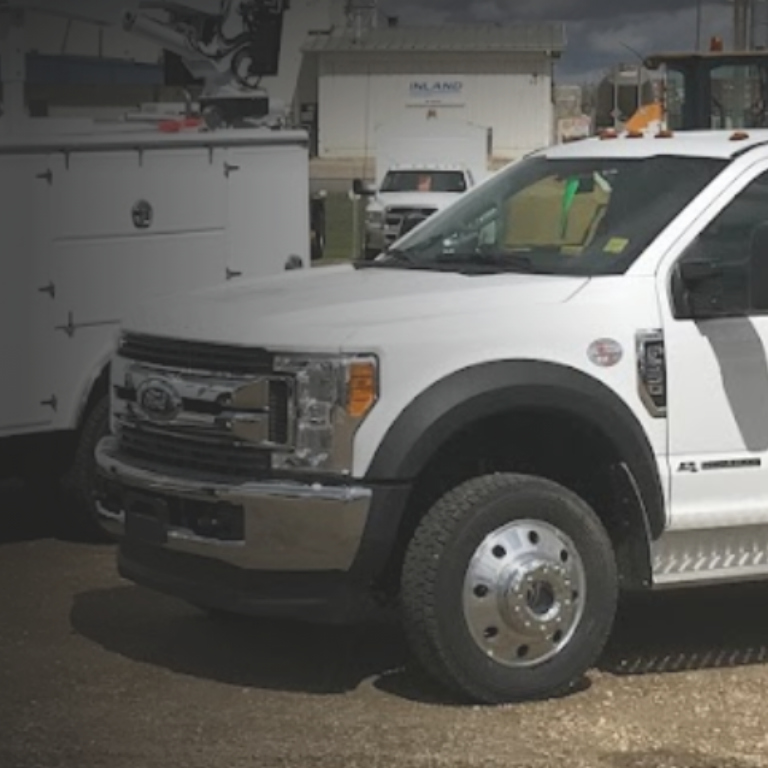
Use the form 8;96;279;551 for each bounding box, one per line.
365;360;666;540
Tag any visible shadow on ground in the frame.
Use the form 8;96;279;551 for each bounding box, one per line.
0;481;57;545
599;583;768;676
603;750;763;768
69;575;768;705
69;584;457;702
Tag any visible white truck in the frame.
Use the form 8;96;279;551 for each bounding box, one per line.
94;127;768;705
354;117;489;260
0;0;325;539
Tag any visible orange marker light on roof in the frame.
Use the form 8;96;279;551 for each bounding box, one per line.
626;129;644;139
655;129;674;138
731;131;750;141
599;128;619;140
710;36;724;51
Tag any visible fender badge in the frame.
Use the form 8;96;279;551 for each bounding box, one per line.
587;338;623;368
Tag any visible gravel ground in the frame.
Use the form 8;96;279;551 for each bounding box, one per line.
3;481;768;768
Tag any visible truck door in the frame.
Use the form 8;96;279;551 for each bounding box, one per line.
0;154;56;436
224;142;311;276
659;158;768;532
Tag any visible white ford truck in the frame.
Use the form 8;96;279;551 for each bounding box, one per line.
96;128;768;705
355;117;489;260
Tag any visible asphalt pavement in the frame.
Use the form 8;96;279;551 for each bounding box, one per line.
3;480;768;768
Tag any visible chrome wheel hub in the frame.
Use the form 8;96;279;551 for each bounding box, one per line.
462;520;587;667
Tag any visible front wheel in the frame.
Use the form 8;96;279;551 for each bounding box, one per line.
400;473;618;705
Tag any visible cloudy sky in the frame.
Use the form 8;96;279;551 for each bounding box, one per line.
377;1;753;81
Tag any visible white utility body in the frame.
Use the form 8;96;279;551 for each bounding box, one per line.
358;116;489;259
0;0;323;539
1;123;312;438
97;128;768;707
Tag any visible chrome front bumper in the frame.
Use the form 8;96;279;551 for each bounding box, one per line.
94;436;372;573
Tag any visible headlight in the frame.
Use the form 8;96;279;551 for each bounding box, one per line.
273;353;378;473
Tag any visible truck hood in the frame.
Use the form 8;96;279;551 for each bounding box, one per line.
371;191;462;211
124;265;589;350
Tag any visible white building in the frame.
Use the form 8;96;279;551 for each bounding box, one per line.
300;22;567;162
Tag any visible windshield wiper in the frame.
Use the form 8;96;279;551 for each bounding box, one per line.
434;252;555;274
354;248;420;269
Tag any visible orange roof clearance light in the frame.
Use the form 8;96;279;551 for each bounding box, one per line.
730;131;750;141
599;128;619;140
710;36;724;52
625;129;644;139
655;129;674;139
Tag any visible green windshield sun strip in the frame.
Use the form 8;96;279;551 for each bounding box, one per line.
560;177;581;238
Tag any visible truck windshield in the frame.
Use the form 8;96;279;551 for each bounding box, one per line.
368;154;727;276
380;170;468;193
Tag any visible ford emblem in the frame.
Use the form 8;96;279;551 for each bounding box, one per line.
136;379;182;422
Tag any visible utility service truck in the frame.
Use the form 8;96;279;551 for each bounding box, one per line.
0;0;324;539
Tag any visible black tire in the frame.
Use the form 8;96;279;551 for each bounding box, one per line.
400;473;618;705
60;395;114;543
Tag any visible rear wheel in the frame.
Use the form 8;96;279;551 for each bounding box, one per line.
60;395;114;542
400;473;618;705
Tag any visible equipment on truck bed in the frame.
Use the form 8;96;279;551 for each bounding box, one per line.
644;48;768;132
0;0;289;128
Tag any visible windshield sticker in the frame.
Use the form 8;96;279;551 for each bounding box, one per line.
604;237;629;254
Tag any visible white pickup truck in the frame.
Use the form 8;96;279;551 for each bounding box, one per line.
96;128;768;705
355;117;489;260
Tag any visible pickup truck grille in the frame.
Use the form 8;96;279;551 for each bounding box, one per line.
120;424;270;479
383;206;438;243
112;334;294;480
120;332;274;376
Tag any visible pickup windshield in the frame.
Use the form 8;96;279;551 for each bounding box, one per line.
365;154;727;276
380;170;468;193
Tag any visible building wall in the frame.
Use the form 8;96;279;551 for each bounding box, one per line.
316;51;555;161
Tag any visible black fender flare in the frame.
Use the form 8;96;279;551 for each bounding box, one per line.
363;359;666;541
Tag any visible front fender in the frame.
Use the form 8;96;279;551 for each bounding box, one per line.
363;359;666;539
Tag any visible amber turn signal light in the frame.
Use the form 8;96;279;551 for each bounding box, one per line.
347;361;378;418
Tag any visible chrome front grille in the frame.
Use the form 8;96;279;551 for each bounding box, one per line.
119;332;274;376
384;206;437;225
120;424;271;479
112;334;294;481
383;206;438;243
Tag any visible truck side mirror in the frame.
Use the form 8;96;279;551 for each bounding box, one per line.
352;178;373;197
749;222;768;311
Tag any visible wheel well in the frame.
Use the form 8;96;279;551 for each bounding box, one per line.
79;365;110;432
378;407;654;596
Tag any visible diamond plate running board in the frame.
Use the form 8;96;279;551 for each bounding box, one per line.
652;525;768;588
